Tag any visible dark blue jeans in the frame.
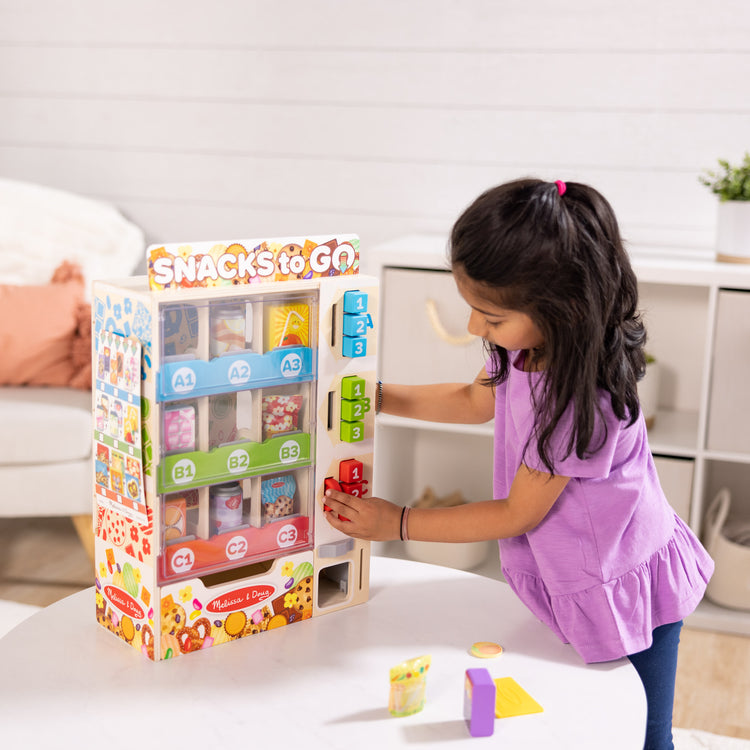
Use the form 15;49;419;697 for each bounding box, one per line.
627;620;683;750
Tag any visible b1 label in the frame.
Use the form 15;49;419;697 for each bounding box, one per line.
171;458;197;484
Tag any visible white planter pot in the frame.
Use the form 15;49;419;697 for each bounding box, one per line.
716;200;750;263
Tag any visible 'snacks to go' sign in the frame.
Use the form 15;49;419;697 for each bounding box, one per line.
147;235;359;290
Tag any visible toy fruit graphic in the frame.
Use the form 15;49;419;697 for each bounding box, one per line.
292;562;313;585
122;562;139;597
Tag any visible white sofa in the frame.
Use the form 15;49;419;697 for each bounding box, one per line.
0;179;144;560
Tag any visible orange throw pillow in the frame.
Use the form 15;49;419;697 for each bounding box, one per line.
0;261;91;388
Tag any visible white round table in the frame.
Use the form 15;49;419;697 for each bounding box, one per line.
0;556;646;748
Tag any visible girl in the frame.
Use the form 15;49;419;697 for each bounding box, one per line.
324;179;714;750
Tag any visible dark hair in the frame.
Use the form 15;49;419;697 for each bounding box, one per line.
449;178;646;474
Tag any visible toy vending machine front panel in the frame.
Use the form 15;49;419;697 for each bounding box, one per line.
154;287;319;584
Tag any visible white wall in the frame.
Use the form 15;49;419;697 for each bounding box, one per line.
1;0;748;256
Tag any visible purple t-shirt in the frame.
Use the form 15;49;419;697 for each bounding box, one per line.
493;352;713;663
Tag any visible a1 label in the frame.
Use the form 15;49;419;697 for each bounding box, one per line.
171;366;197;394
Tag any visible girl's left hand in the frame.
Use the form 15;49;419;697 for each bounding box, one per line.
323;488;402;541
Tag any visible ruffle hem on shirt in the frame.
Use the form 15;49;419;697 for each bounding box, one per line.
501;515;714;664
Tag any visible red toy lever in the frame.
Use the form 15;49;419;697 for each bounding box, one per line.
323;477;350;521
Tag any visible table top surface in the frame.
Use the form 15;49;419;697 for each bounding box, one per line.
0;556;646;749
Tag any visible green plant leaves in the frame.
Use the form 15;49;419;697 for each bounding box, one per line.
699;152;750;201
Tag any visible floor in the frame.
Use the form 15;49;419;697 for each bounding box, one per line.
1;516;749;741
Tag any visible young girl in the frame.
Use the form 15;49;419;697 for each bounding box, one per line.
324;178;714;750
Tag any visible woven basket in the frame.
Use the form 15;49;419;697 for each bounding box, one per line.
704;488;750;611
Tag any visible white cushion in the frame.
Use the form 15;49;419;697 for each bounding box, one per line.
0;387;91;465
0;458;92;516
0;178;145;292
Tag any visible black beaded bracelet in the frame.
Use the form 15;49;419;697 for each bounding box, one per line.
376;380;383;415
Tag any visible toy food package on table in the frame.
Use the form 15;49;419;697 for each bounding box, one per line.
388;655;432;717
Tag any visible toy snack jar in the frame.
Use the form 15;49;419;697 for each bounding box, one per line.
388;655;432;717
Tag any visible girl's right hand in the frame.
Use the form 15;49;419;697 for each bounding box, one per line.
323;488;403;541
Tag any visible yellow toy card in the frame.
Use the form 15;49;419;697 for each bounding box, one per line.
493;677;544;718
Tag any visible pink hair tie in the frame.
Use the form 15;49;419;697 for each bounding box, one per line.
555;180;567;196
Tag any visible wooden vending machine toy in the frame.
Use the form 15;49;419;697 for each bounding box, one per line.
92;235;377;660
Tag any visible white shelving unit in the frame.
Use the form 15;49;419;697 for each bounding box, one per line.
366;234;750;637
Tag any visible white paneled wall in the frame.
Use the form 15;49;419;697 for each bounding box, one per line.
1;1;748;255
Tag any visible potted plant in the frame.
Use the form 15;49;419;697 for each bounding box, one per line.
699;152;750;263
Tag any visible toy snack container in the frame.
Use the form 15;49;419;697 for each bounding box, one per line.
209;482;243;532
210;306;246;358
388;655;431;717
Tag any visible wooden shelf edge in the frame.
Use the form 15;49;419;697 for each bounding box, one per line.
376;414;494;437
685;598;750;637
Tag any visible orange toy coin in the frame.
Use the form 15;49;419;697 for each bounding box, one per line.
469;641;504;659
